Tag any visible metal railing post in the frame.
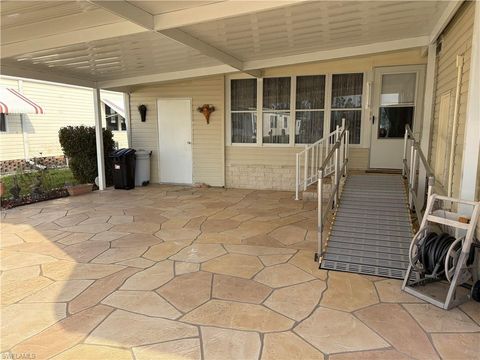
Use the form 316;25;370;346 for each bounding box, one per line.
303;148;308;190
402;128;408;177
318;169;323;261
334;146;339;207
344;129;349;177
311;144;315;180
410;147;417;210
295;152;300;200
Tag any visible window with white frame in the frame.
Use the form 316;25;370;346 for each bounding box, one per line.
231;79;257;144
0;113;6;132
330;73;363;144
105;104;126;132
263;77;291;144
295;75;325;144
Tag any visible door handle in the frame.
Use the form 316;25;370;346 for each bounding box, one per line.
187;141;191;144
372;115;375;125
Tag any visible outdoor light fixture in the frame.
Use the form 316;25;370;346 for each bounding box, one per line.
138;104;147;122
197;104;215;124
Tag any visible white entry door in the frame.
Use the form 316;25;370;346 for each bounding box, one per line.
370;65;425;169
157;98;192;184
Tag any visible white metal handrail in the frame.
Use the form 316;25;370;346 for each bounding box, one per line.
316;119;349;262
295;127;342;200
403;125;435;223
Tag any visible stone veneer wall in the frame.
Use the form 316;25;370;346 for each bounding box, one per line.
0;156;67;174
226;164;296;191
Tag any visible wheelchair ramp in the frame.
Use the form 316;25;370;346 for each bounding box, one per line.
320;174;413;279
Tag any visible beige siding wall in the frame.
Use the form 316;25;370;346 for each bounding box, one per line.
129;76;225;187
0;77;128;162
430;2;475;197
21;81;96;158
226;49;426;190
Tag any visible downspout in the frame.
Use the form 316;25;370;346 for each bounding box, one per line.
447;55;464;197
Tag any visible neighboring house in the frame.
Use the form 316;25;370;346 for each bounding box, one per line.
0;76;128;171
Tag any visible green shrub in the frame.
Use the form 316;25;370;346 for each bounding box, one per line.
59;126;114;185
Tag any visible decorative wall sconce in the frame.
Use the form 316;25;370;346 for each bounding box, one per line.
138;104;147;122
197;104;215;124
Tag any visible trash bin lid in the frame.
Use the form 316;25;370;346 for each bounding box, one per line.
135;149;152;159
110;148;136;157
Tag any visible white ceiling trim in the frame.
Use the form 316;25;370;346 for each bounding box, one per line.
243;36;431;70
97;64;237;89
429;0;463;43
1;21;147;59
89;0;262;78
153;0;308;31
1;62;96;88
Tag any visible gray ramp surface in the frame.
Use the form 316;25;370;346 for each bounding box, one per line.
320;174;413;279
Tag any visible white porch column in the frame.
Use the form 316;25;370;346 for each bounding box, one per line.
123;92;132;148
459;2;480;206
93;88;106;190
418;43;437;208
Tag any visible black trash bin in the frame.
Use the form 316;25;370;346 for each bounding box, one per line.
110;148;136;189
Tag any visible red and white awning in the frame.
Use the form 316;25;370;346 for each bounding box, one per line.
0;87;44;114
101;94;125;118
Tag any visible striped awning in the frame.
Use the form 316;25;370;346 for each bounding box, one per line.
0;87;44;114
101;94;125;118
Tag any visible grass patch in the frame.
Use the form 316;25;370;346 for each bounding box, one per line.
1;168;77;199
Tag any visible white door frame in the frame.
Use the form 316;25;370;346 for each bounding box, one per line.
369;64;426;169
156;97;193;184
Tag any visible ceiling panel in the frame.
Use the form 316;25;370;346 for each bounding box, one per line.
0;1;97;29
5;31;222;81
183;1;448;61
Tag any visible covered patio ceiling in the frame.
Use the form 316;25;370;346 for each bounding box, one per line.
0;1;461;90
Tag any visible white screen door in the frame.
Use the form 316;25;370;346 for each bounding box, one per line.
157;98;192;184
370;66;425;169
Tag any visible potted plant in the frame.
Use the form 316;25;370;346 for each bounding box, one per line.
65;182;93;196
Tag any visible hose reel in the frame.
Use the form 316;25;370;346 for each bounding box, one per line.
408;228;474;283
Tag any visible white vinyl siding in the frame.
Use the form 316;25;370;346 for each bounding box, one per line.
0;77;128;162
430;1;475;198
129;76;225;187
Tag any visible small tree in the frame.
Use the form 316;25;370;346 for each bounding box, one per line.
59;126;115;185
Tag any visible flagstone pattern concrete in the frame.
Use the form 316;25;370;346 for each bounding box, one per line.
1;185;479;359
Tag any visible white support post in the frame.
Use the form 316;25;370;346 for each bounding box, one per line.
459;2;480;214
93;88;106;191
123;92;132;148
418;43;437;206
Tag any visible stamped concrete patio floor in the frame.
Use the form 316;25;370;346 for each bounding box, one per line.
1;185;479;360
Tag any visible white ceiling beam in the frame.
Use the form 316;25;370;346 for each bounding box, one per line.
97;64;237;89
159;29;262;78
429;1;463;43
88;1;154;29
1;22;146;59
0;62;96;88
154;0;308;31
90;0;262;77
244;36;430;70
